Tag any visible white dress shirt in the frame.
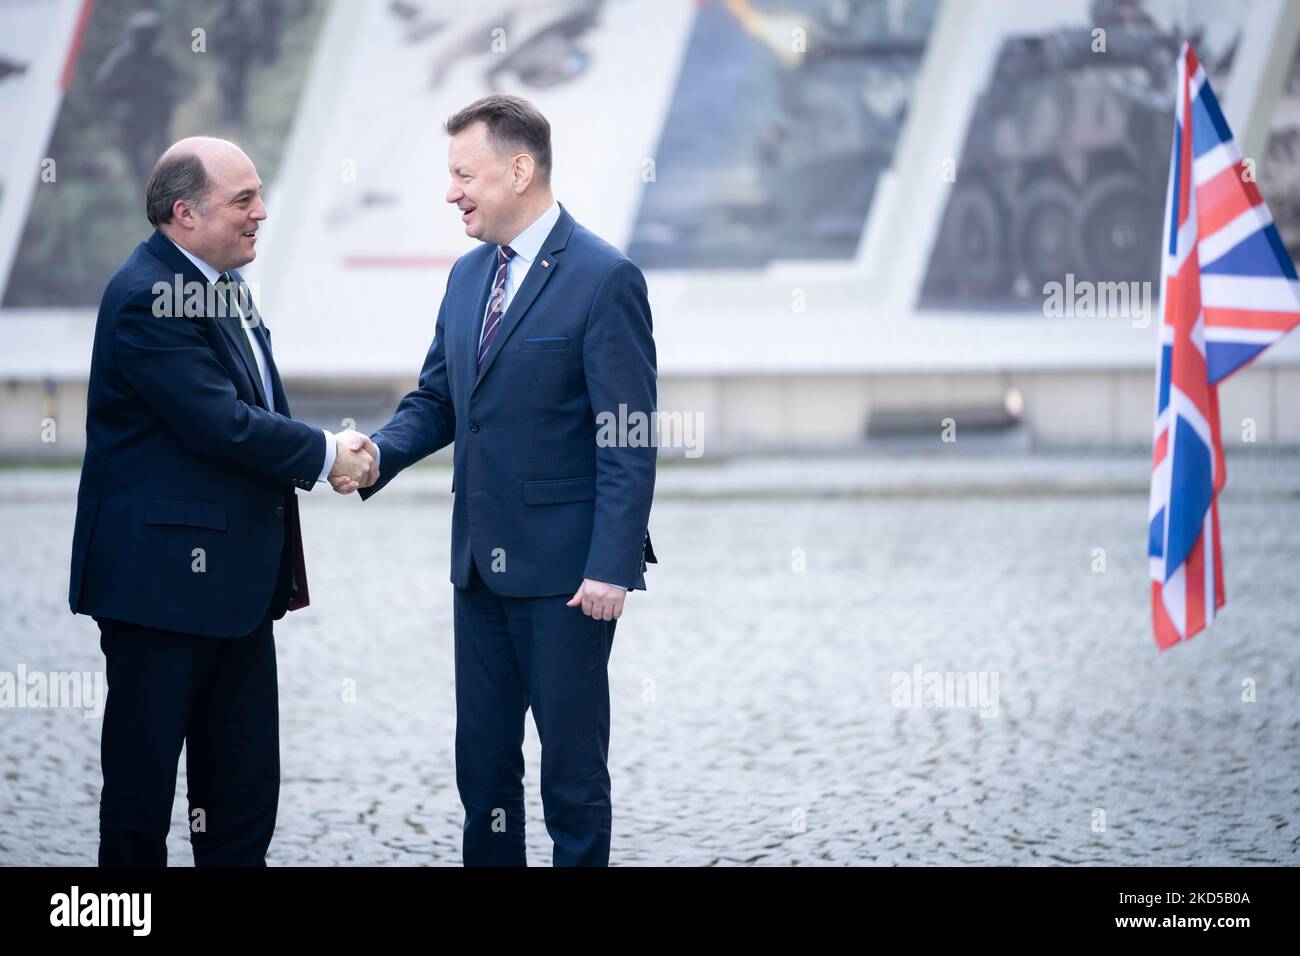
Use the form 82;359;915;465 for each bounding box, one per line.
167;236;336;482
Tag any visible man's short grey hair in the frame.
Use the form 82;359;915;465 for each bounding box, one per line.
145;152;211;227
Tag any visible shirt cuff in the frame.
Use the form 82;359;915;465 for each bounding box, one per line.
317;430;336;483
612;583;628;590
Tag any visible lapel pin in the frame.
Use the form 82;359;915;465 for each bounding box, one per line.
541;259;549;268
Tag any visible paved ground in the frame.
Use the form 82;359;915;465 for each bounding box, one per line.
2;453;1299;865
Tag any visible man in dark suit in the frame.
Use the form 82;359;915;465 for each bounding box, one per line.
339;95;657;866
69;137;374;866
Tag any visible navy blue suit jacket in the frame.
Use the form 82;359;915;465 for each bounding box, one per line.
69;230;326;638
361;204;657;595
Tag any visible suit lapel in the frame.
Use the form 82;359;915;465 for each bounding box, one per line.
214;308;268;409
472;207;575;394
146;231;268;409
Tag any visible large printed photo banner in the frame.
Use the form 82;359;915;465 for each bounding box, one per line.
2;0;330;309
293;0;693;271
1260;32;1300;269
626;0;939;270
0;0;88;306
255;0;696;378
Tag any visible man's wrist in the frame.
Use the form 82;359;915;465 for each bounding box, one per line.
317;429;337;482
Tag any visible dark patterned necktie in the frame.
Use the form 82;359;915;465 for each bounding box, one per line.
477;244;516;373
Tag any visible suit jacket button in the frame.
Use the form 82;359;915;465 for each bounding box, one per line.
469;422;480;433
274;505;285;517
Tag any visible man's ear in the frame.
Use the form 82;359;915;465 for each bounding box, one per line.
172;199;197;230
511;154;535;194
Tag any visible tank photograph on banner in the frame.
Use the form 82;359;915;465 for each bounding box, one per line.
1261;34;1300;266
920;0;1246;310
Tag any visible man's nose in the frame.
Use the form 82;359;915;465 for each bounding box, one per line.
446;181;462;204
250;198;268;221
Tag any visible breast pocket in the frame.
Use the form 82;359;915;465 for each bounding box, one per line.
523;475;596;505
520;336;569;350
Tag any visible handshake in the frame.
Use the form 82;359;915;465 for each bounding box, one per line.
327;430;379;494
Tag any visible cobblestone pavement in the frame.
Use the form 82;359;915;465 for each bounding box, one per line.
2;455;1299;865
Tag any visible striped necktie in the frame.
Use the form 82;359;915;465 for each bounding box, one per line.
477;244;516;374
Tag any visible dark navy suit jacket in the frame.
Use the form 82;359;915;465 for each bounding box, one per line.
69;230;326;638
361;204;657;595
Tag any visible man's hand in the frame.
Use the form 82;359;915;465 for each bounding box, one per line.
566;579;626;621
329;432;377;494
338;431;380;490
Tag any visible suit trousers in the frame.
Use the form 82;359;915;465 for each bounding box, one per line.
454;560;617;866
96;613;280;867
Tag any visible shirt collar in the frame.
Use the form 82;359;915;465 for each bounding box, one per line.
165;234;223;284
502;200;560;265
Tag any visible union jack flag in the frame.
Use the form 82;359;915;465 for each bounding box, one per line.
1149;44;1300;650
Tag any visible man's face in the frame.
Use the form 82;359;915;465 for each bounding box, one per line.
188;148;267;273
446;122;517;245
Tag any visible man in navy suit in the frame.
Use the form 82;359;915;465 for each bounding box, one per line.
70;137;374;866
339;95;657;866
